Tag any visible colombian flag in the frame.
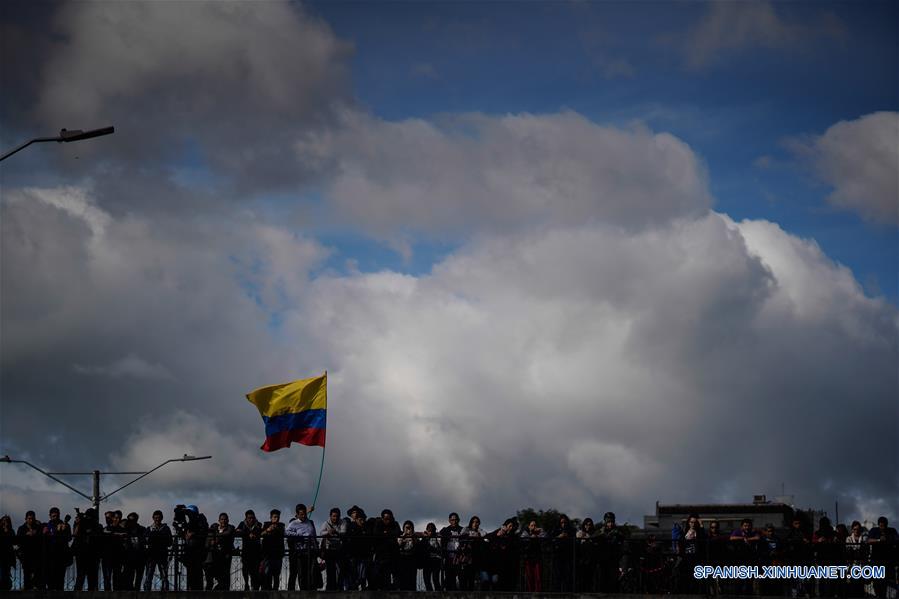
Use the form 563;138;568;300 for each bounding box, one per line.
246;373;327;452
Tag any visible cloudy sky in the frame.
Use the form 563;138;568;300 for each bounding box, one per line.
1;0;896;529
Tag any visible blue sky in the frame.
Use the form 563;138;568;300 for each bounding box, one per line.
305;0;898;297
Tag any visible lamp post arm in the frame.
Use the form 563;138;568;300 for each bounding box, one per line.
100;455;211;502
0;137;58;163
100;459;177;502
1;458;93;502
1;127;114;163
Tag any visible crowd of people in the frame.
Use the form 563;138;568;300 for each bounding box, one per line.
0;503;896;596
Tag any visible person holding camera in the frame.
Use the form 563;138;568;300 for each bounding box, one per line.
173;504;208;590
236;510;263;590
144;510;172;591
260;509;285;590
205;512;235;590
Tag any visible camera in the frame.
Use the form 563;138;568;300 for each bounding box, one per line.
173;505;189;534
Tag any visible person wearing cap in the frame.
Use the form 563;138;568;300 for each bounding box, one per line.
179;504;209;590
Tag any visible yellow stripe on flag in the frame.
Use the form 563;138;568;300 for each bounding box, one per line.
246;372;327;418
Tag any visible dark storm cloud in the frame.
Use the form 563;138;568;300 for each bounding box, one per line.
2;1;354;204
0;1;64;142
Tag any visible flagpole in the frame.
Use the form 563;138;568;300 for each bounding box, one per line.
311;444;326;510
311;370;327;510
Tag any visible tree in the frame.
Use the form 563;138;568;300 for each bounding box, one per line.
516;508;581;531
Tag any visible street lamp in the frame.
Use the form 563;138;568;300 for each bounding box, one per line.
0;454;211;512
0;126;115;162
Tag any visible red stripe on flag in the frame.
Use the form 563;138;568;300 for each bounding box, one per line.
261;427;326;452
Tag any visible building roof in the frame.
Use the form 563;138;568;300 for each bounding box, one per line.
657;504;794;515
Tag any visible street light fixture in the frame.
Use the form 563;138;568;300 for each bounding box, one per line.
0;454;211;512
0;126;115;162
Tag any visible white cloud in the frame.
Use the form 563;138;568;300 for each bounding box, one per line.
568;441;661;501
790;112;899;226
296;110;712;238
281;212;896;522
2;142;895;528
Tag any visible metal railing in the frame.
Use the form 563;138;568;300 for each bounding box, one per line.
1;533;897;595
